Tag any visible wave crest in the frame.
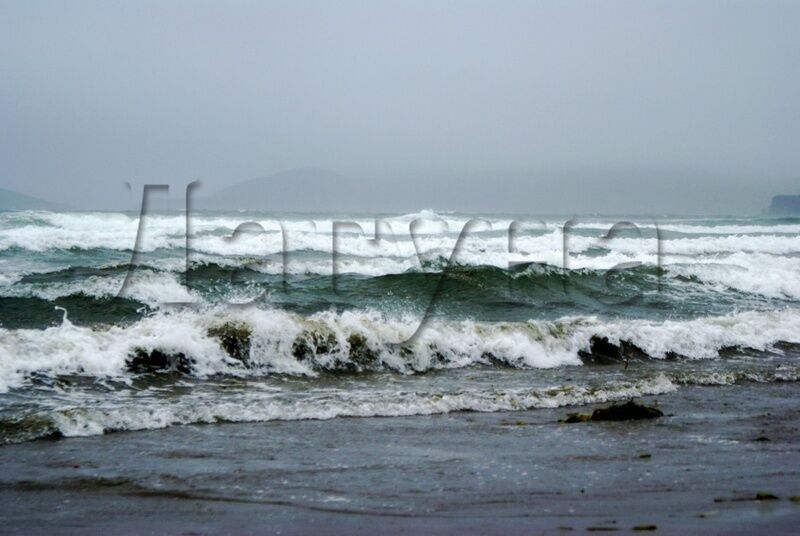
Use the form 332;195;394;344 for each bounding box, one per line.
1;307;799;393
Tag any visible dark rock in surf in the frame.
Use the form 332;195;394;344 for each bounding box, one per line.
619;341;650;361
590;400;663;421
717;492;781;502
347;333;377;366
482;352;518;368
127;348;193;374
578;336;650;365
562;400;663;423
578;336;619;364
291;338;312;360
208;322;252;365
291;330;380;372
755;492;779;501
563;412;591;423
291;329;340;361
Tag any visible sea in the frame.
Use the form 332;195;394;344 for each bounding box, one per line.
1;209;799;445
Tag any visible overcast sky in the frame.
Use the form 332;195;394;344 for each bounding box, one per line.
1;0;798;213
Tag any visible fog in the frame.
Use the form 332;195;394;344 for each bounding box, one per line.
1;0;798;214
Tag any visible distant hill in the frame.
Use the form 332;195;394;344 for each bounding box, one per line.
201;167;775;215
768;195;800;215
0;187;67;211
199;167;502;213
200;168;374;212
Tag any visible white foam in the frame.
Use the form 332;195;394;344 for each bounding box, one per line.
0;270;199;306
596;308;800;359
2;211;799;304
48;374;679;437
1;307;799;393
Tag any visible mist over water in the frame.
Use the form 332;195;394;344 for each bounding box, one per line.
2;1;799;213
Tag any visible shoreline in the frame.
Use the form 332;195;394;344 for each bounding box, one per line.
2;382;799;533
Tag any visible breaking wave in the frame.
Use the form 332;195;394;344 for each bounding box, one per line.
2;210;800;445
1;306;799;393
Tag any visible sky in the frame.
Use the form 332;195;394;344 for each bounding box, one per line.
1;0;798;214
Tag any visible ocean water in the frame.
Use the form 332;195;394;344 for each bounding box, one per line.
1;209;799;444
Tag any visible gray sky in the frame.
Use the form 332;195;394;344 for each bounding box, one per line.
1;0;798;213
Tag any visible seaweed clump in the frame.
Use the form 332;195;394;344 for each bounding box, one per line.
126;349;193;374
562;400;664;423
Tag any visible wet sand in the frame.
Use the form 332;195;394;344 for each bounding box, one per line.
1;382;799;534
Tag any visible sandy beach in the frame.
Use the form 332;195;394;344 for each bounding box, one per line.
2;381;798;534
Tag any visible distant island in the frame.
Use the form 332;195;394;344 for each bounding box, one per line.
767;195;800;215
0;187;67;211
